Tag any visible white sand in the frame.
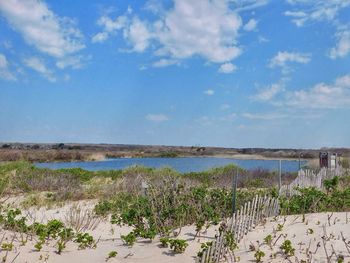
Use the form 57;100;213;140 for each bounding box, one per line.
1;202;350;262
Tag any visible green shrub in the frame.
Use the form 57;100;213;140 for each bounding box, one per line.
121;232;137;246
168;239;188;253
280;240;295;257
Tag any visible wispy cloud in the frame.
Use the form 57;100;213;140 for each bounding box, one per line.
329;29;350;59
218;62;237;74
234;0;269;13
285;74;350;109
242;112;287;120
284;1;350;27
204;89;215;96
252;83;284;101
269;51;311;74
243;18;258;31
152;59;179;68
0;53;16;81
285;0;350;60
23;57;56;82
145;114;169;122
269;51;311;68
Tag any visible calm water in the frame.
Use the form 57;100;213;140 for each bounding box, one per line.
35;157;305;173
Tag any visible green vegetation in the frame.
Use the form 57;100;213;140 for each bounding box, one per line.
0;207;95;254
254;249;265;262
280;240;295;257
106;251;118;261
280;176;350;215
1;160;350;261
340;157;350;169
97;184;269;240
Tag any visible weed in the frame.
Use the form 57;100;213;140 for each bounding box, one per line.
254;249;265;262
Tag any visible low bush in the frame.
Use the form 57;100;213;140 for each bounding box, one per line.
280;179;350;215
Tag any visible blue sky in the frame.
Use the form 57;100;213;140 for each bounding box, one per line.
0;0;350;148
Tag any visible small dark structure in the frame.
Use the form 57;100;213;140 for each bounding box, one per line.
319;152;338;169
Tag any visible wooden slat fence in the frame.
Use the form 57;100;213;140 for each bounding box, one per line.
279;167;345;196
195;195;279;263
196;166;347;262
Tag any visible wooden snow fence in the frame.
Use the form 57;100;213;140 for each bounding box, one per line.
279;169;322;196
279;167;345;197
195;195;279;263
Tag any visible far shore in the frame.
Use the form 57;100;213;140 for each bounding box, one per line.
2;142;347;164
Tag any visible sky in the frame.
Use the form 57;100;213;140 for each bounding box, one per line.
0;0;350;149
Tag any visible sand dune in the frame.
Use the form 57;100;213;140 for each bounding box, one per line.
1;202;350;262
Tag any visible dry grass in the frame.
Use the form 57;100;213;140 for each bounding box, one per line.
64;204;101;233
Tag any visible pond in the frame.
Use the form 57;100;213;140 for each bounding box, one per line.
35;157;306;173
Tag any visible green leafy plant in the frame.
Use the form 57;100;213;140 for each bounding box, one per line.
1;242;13;251
197;242;213;257
106;251;118;261
225;232;238;252
160;237;170;248
254;249;265;262
34;241;43;251
121;232;137;247
324;177;339;193
168;239;188;253
276;224;283;231
264;234;273;248
280;240;295;257
74;232;95;249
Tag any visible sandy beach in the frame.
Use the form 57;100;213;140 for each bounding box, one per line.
1;200;349;263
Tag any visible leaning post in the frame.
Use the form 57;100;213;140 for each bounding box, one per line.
278;159;282;192
232;168;238;214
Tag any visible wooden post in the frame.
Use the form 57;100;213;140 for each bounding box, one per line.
232;168;238;214
278;160;282;192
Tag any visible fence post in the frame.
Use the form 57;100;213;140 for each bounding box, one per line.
232;168;238;214
278;159;282;192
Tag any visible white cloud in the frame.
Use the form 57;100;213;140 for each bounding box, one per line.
23;57;56;82
234;0;269;12
93;0;243;66
92;32;109;43
123;18;151;53
258;36;269;43
145;114;169;122
152;59;178;68
242;112;287;120
0;0;84;61
243;18;258;31
284;1;350;27
0;53;16;81
252;83;283;101
269;51;311;72
204;89;215;96
329;29;350;59
56;55;87;69
286;74;350;109
92;15;127;43
285;1;350;60
218;62;237;74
